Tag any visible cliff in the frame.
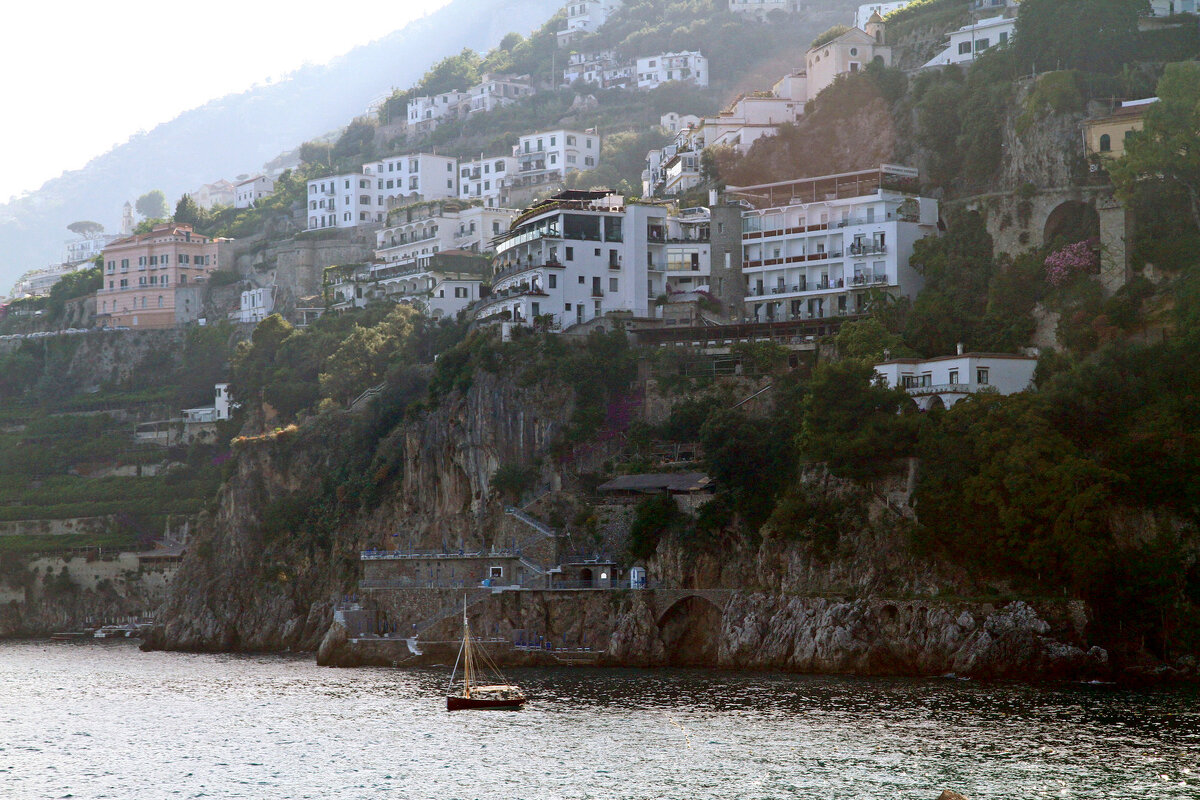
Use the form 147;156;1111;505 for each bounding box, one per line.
144;368;575;652
144;356;1142;683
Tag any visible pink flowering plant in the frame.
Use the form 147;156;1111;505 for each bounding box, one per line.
1045;239;1100;287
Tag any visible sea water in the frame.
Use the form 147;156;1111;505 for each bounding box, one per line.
1;639;1197;799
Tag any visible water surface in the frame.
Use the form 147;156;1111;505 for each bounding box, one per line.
1;640;1197;799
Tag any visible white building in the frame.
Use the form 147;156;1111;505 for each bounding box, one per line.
306;173;378;230
9;263;88;299
922;15;1016;68
563;50;633;89
182;383;238;425
239;287;274;323
234;175;275;209
307;155;458;230
733;165;938;322
1149;0;1199;13
365;153;459;210
558;0;623;47
727;0;800;19
660;112;702;133
475;190;711;330
458;156;519;206
466;73;534;114
64;233;118;265
874;349;1037;411
503;129;601;206
326;251;490;319
375;202;517;264
854;1;912;28
407;90;469;135
636;52;709;90
806;16;892;100
189;180;237;210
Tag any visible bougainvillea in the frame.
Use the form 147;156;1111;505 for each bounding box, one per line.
1045;239;1100;286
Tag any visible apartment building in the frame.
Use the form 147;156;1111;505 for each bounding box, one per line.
922;15;1015;68
64;233;118;265
563;49;634;88
307;155;457;230
874;349;1037;410
660;112;702;133
734;165;938;322
636;51;709;90
375;201;516;265
306;172;377;229
458;156;519;206
326;251;489;319
467;73;534;114
407;90;468;136
97;223;226;329
234;175;275;209
558;0;624;46
502;129;601;207
188;180;237;210
474;190;711;330
854;1;912;28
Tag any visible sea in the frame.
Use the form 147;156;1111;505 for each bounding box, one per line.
1;639;1197;799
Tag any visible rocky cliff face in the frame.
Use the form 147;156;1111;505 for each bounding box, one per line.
144;369;575;653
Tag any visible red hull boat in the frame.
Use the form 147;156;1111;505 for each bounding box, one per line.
445;598;527;712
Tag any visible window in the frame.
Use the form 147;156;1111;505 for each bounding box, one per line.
949;369;959;385
548;274;557;289
975;38;989;51
977;368;990;385
1099;133;1111;152
999;31;1008;44
609;277;619;292
410;177;418;190
958;41;972;55
578;275;585;284
565;246;574;261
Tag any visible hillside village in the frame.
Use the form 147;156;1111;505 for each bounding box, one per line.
2;0;1200;682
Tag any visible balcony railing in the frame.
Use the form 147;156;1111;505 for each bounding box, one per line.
848;244;887;256
904;383;974;396
747;275;891;298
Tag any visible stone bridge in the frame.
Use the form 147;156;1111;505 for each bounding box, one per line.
957;184;1130;294
648;588;735;623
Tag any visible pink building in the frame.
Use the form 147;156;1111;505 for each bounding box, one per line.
97;223;226;329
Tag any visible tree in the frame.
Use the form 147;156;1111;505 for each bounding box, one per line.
331;119;377;164
1015;0;1145;74
135;190;168;219
299;140;333;167
174;194;204;228
1110;61;1200;231
67;220;104;236
798;360;917;483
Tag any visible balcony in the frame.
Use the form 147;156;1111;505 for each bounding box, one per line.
905;383;974;396
492;259;564;284
848;243;887;257
746;275;891;299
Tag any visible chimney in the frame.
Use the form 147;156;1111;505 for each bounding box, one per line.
956;342;964;356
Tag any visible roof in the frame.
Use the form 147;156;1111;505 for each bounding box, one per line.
875;353;1037;366
598;472;714;493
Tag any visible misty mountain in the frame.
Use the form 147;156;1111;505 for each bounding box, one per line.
0;0;561;290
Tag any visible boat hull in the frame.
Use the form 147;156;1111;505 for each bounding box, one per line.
446;695;527;711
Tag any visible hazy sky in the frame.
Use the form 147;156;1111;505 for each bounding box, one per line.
0;0;454;203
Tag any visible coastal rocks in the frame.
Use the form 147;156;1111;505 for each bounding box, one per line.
712;595;1106;679
937;792;970;800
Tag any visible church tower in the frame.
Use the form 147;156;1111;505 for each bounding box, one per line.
121;201;134;236
865;10;885;44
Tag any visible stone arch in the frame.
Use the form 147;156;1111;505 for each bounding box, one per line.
926;394;946;412
656;595;722;666
1043;200;1100;247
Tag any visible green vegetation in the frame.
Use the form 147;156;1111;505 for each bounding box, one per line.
135;190;169;220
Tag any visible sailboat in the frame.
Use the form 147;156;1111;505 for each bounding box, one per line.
446;599;527;711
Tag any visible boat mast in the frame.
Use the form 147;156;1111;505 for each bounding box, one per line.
462;595;472;698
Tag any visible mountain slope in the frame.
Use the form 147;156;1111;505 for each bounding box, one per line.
0;0;561;291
